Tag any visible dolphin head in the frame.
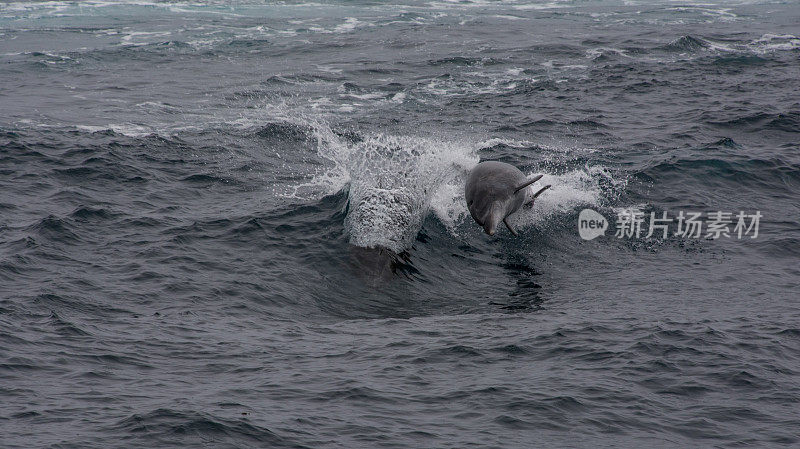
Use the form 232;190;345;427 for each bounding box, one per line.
467;179;510;236
477;200;507;236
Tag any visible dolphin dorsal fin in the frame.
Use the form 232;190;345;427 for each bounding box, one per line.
514;174;543;193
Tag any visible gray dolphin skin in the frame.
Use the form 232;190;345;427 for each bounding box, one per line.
465;161;551;236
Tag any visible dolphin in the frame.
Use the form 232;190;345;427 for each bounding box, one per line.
465;161;551;236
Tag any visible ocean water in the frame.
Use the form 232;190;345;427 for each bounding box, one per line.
1;0;799;447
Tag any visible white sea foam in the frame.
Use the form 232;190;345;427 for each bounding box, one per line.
749;34;800;53
0;0;172;16
391;92;407;103
671;34;800;57
120;30;173;46
585;47;631;59
492;14;525;21
333;17;362;33
512;2;573;11
477;138;535;149
317;65;343;74
76;123;153;136
340;92;386;101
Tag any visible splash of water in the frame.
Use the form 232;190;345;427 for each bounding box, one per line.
434;163;624;235
292;118;478;252
515;165;625;225
282;112;621;249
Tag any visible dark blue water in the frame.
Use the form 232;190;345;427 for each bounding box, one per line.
1;0;799;447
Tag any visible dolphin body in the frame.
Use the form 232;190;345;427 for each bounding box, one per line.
465;161;551;236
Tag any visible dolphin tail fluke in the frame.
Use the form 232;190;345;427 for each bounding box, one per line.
513;174;544;194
